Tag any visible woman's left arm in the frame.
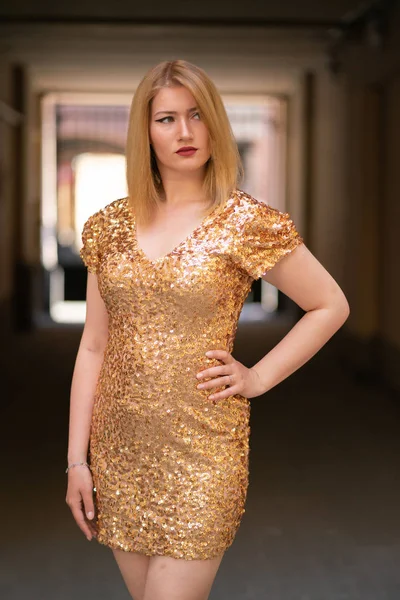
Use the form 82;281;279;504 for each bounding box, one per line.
251;243;350;394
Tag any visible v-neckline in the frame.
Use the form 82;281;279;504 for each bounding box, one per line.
126;193;234;264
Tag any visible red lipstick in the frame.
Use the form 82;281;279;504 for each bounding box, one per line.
176;146;197;157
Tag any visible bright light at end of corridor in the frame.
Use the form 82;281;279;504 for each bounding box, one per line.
74;152;127;252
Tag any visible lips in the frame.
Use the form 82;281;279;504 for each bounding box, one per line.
177;146;197;152
176;147;197;156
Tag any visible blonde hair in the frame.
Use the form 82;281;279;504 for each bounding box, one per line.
125;59;243;225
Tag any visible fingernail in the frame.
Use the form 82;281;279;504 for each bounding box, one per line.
87;511;94;519
197;384;204;389
87;536;91;541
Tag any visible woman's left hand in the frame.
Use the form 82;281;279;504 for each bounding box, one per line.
196;350;265;402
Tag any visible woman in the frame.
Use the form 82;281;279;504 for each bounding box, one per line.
66;59;349;600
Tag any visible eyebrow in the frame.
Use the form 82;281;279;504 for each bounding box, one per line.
154;106;198;117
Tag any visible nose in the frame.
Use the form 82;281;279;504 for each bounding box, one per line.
178;116;194;140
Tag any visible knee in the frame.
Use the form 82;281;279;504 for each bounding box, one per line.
129;589;146;600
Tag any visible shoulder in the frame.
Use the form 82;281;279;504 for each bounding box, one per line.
84;198;128;232
80;197;130;272
229;188;302;249
225;190;303;280
84;196;129;227
231;189;292;228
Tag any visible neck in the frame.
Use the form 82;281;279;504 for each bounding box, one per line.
158;168;207;209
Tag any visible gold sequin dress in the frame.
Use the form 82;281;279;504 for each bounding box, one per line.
79;188;303;560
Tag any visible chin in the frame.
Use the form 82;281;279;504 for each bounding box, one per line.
170;157;203;170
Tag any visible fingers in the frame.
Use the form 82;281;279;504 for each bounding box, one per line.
82;489;98;538
69;499;94;540
197;353;239;402
205;350;234;363
197;373;233;390
197;364;232;382
197;350;235;380
82;488;95;522
198;373;240;402
66;487;98;541
209;382;240;400
85;515;98;538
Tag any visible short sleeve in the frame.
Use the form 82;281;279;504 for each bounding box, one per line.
79;213;102;274
231;199;304;280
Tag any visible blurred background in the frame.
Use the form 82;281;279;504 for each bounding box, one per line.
1;1;400;599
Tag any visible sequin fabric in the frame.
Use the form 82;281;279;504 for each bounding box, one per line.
80;188;303;560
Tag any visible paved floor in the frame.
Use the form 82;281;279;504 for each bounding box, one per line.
1;313;400;599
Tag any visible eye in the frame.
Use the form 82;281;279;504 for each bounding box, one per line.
192;112;201;120
156;116;173;123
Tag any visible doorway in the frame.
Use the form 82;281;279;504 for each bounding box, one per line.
40;92;287;324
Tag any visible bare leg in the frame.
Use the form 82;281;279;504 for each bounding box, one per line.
112;548;151;600
143;552;225;600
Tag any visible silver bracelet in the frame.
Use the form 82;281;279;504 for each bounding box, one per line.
66;461;90;474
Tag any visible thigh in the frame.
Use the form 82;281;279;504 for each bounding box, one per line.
112;548;151;600
143;552;225;600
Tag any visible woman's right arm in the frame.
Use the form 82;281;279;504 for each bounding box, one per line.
66;272;109;541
